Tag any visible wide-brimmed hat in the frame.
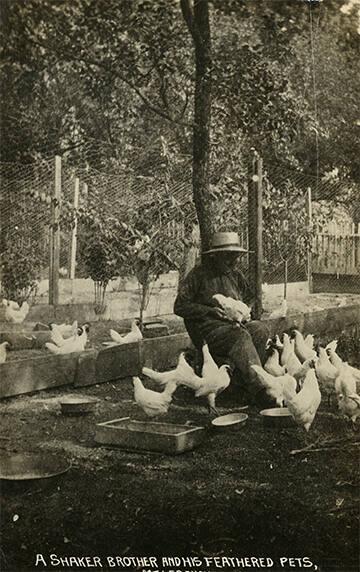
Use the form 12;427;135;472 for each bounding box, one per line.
202;232;251;255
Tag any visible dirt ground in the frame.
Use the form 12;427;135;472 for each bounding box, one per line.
1;339;359;572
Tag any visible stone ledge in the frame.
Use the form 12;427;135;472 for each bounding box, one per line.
1;305;358;400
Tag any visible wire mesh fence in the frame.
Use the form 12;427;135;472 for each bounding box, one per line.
0;149;358;308
0;159;54;302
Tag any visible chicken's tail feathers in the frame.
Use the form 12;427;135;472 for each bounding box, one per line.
110;329;123;343
141;367;167;385
325;339;338;353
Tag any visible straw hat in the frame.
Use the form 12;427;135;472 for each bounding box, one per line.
202;232;250;255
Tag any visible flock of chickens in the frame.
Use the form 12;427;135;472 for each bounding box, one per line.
44;318;143;354
258;332;360;430
1;295;359;432
133;330;360;430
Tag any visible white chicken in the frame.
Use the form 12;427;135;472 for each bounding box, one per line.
49;321;78;340
251;364;297;407
198;344;231;415
334;364;360;426
45;324;89;354
269;299;288;319
292;330;317;363
142;352;202;387
0;341;10;364
328;349;360;384
283;367;321;432
132;376;177;417
328;348;343;371
325;339;338;353
338;393;360;427
315;347;338;397
109;320;143;345
212;294;251;323
274;335;284;351
49;321;78;347
280;334;302;376
304;334;315;349
3;299;30;323
334;364;357;399
264;347;286;377
293;358;316;387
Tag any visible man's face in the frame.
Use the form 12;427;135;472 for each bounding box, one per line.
214;251;240;271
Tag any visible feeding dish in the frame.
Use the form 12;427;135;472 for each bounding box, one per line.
0;453;70;490
59;395;99;415
260;407;295;428
211;412;248;431
95;417;205;455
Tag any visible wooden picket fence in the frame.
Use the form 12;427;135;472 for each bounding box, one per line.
312;222;360;275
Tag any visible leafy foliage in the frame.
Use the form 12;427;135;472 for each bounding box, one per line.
1;242;41;303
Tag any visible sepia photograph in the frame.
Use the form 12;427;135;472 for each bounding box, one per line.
0;1;359;571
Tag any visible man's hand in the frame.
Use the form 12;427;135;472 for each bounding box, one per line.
208;307;230;320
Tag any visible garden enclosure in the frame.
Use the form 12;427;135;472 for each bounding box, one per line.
0;150;359;312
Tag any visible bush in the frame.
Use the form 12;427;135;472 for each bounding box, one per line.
1;244;41;303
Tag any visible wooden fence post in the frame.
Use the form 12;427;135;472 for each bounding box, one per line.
248;152;263;319
49;155;61;305
69;177;80;280
306;187;313;294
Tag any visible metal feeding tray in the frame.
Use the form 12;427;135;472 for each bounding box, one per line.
0;453;70;491
260;407;295;428
95;417;206;455
59;395;100;415
211;411;248;432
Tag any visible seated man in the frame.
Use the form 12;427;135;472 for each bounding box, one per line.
174;231;270;405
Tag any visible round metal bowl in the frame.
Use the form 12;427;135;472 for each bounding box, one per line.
0;452;70;492
211;412;248;431
260;407;295;428
59;395;99;415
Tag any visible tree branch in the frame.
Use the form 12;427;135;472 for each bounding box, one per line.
180;0;196;41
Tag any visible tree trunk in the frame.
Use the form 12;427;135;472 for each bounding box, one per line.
180;0;214;251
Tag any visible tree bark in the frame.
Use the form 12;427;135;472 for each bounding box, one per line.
180;0;214;251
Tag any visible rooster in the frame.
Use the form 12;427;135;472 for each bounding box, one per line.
3;299;30;323
132;376;177;417
283;368;321;432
